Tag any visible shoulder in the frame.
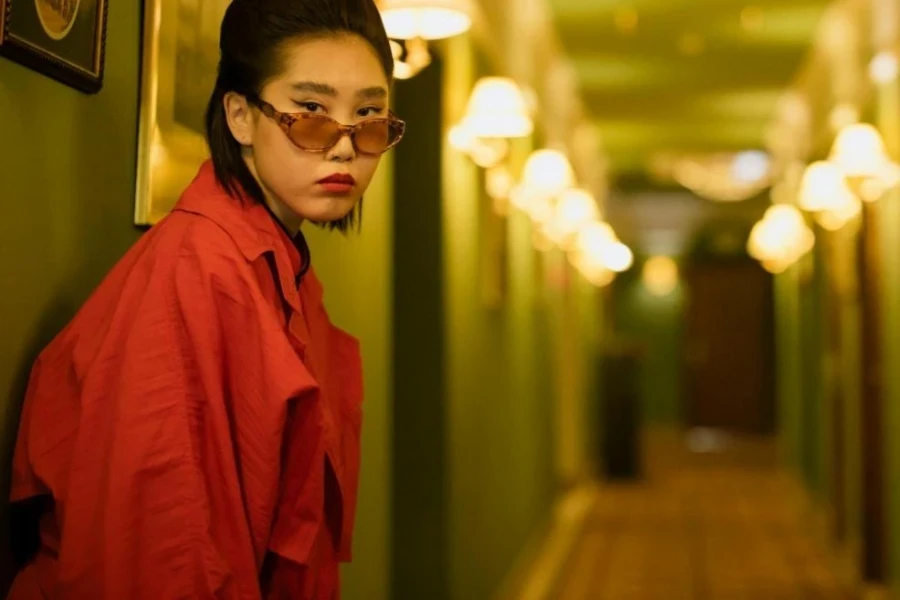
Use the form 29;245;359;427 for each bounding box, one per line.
148;211;258;292
40;214;275;379
59;212;260;344
154;210;246;264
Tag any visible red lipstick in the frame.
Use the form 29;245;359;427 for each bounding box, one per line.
317;173;356;193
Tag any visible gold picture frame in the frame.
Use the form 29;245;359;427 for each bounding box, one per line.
134;0;228;225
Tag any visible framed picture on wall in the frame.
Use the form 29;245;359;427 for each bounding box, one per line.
134;0;227;225
0;0;107;93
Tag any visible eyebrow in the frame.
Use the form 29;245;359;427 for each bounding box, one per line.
290;81;388;100
357;86;388;100
291;81;338;96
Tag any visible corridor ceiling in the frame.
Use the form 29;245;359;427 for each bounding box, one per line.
547;0;831;185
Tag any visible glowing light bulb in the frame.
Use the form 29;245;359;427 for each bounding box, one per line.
870;51;899;84
379;0;474;40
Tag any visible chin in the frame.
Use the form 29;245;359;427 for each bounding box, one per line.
298;195;359;223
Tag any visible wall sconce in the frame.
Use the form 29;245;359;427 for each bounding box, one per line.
449;77;533;169
541;188;600;250
747;204;814;273
448;77;533;215
379;0;474;79
829;123;900;201
797;160;861;230
509;149;574;221
458;77;533;138
448;124;509;168
870;50;898;84
569;221;633;287
391;39;432;80
485;166;516;215
380;0;473;39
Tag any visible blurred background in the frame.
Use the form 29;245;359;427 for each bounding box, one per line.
2;0;899;598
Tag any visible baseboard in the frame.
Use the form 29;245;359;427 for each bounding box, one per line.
492;482;599;600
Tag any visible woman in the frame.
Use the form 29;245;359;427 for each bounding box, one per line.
7;0;404;598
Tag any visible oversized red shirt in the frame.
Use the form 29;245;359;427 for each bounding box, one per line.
7;161;363;600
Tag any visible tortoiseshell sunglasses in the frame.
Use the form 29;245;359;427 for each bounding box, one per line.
248;96;406;156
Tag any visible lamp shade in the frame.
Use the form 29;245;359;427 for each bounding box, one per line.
546;188;599;247
379;0;474;40
830;123;891;178
747;205;814;263
520;149;574;197
458;77;533;138
797;161;856;212
571;221;632;273
870;51;899;84
604;242;635;273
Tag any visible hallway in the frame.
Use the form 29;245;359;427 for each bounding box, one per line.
556;431;856;600
4;0;900;598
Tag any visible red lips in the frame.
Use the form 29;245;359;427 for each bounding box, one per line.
317;173;356;185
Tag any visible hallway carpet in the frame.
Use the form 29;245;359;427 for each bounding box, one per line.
555;429;856;600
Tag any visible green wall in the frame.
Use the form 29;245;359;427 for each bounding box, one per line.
543;248;600;484
775;252;827;496
442;38;522;595
798;255;826;497
836;228;864;563
611;266;685;426
775;220;868;581
0;0;143;591
774;262;804;473
440;35;601;600
388;38;566;598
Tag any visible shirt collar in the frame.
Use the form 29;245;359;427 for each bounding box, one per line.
172;160;313;295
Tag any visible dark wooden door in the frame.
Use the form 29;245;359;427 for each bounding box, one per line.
683;259;775;434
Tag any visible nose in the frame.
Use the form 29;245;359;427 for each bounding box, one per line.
326;131;356;163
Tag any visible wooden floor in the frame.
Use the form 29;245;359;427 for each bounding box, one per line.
555;429;856;600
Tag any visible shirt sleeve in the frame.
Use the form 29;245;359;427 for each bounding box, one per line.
11;247;316;600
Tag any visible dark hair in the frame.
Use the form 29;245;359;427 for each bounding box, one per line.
205;0;393;233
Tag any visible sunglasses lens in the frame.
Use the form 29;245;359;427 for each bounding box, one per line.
289;117;340;150
354;121;391;154
287;116;403;153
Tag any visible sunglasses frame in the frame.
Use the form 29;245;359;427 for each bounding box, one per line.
248;96;406;156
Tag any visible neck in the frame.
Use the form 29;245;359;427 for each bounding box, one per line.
265;196;303;236
243;154;303;235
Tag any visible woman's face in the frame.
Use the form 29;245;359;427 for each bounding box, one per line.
227;34;390;231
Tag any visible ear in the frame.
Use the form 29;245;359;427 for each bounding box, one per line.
223;92;255;146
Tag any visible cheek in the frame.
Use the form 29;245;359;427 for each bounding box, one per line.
253;122;294;166
254;124;317;184
355;157;382;189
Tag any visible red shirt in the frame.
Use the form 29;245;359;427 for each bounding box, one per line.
7;161;363;600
